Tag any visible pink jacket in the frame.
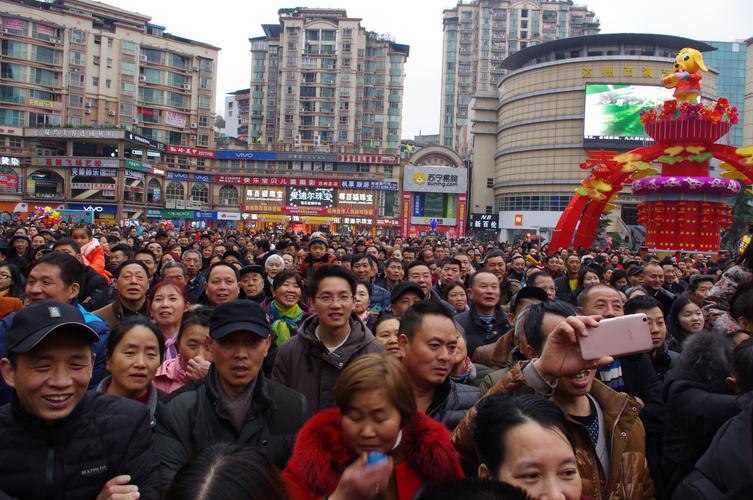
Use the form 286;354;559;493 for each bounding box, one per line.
154;357;191;394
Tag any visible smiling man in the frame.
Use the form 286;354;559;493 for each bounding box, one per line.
155;299;307;488
0;301;160;499
272;264;382;412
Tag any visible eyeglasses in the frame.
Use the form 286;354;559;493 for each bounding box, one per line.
0;274;11;280
315;293;353;304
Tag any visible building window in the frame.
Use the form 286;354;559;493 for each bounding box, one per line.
218;185;239;205
190;183;209;204
71;30;85;44
165;181;184;201
147;178;161;203
198;115;209;127
92;77;99;87
197;134;209;147
105;79;111;89
106;58;113;68
486;178;493;188
122;40;135;54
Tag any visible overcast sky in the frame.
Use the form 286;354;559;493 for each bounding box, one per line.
111;0;753;139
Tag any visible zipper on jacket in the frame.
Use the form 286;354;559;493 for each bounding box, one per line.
46;448;54;483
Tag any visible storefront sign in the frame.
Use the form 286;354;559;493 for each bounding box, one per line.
193;174;211;182
26;128;125;139
325;207;373;216
337;190;374;206
514;214;523;226
33;157;119;169
216;150;276;160
146;209;162;218
216;211;241;221
0;174;18;189
287;187;335;208
278;152;337;162
167;172;190;181
245;188;284;202
167;145;216;158
71;167;117;177
216;176;339;188
470;213;498;230
341;217;374;225
410;216;457;226
71;182;116;190
412;192;423;217
126;131;166;152
0;127;22;136
1;156;20;167
376;218;401;226
194;211;214;220
404;165;468;194
337;154;399;165
339;180;398;191
162;210;194;219
124;169;145;180
68;204;117;213
125;159;165;176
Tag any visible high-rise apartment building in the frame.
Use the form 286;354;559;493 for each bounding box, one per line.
703;40;746;147
440;0;599;152
0;0;219;149
245;8;409;152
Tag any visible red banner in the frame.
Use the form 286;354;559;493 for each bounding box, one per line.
402;193;411;237
167;145;216;158
457;193;467;237
0;175;18;188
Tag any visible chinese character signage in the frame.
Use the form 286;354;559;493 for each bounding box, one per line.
71;167;117;177
245;188;285;202
403;165;468;194
32;157;119;169
26;128;125;139
337;190;374;206
126;131;166;152
287;187;335;208
336;154;399;165
470;213;498;230
216;175;388;190
167;145;216;158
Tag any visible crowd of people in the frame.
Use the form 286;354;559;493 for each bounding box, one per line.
0;220;751;499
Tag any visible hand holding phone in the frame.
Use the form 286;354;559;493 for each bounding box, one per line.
578;313;653;361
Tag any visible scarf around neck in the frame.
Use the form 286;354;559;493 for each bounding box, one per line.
269;300;303;347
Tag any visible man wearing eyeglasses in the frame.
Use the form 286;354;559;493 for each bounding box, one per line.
271;264;382;412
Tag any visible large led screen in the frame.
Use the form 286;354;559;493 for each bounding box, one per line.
583;84;673;148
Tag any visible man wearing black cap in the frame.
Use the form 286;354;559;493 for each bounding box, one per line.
155;299;307;488
239;265;267;303
389;281;424;318
0;301;160;499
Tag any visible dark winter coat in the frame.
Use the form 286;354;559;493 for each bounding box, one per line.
455;304;510;359
282;408;463;500
79;265;109;311
0;392;160;500
155;367;307;488
271;313;383;413
672;391;753;500
426;377;481;431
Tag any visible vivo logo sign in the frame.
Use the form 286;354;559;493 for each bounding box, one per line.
83;206;103;212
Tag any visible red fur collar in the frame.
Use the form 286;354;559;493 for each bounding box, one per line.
290;408;463;496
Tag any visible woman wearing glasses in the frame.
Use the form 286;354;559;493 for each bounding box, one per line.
271;264;383;413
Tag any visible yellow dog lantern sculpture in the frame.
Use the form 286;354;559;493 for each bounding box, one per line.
661;47;708;103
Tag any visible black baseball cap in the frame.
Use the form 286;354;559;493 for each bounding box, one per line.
209;300;271;340
628;265;645;277
509;286;548;315
239;265;265;279
390;281;425;303
7;301;99;354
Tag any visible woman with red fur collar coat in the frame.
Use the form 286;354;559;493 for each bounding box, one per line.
282;354;463;499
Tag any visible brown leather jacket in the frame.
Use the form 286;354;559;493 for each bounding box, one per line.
453;362;654;500
472;329;515;368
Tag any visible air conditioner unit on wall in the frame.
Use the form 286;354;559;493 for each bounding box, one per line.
107;110;115;116
140;55;148;62
139;75;146;82
182;84;191;90
85;108;91;114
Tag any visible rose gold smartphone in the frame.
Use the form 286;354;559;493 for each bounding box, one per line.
578;313;653;360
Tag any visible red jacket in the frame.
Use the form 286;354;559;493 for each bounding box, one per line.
296;252;336;279
282;408;463;499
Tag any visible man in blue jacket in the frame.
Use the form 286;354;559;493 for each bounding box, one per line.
0;252;109;405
